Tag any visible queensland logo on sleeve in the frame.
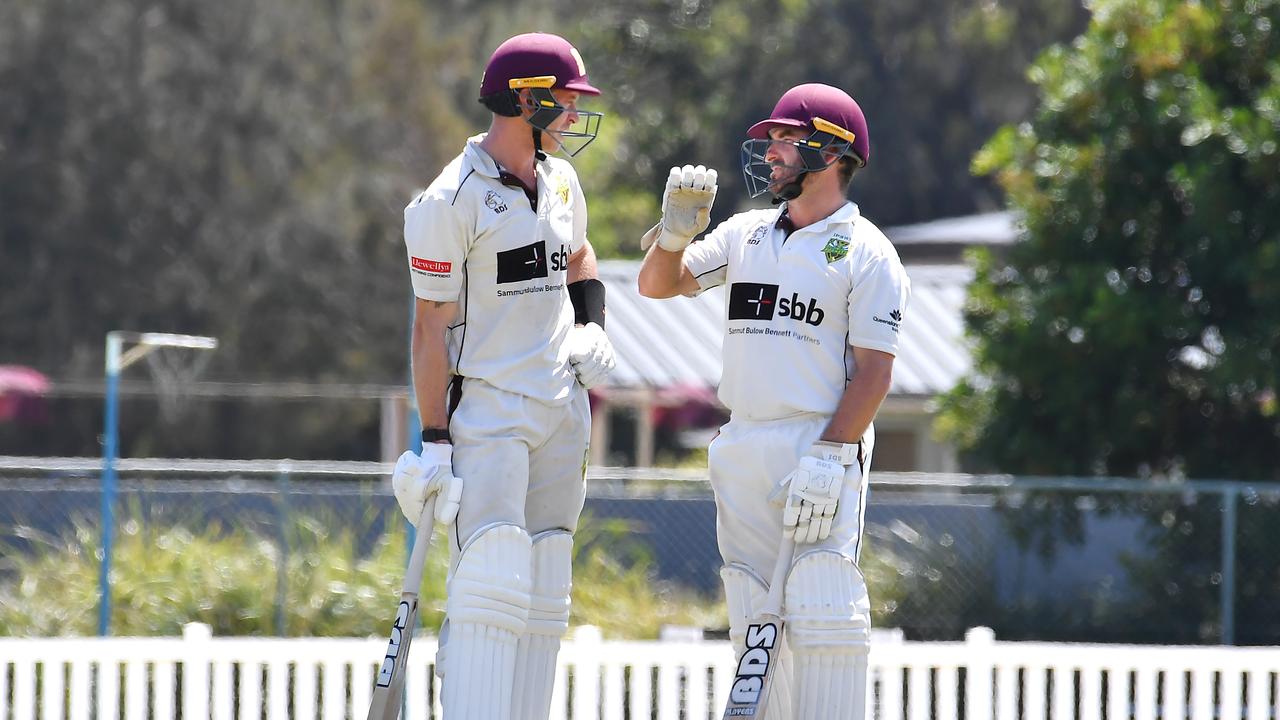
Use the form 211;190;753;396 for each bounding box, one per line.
873;308;903;332
410;256;452;278
746;224;769;246
822;234;850;263
729;283;825;326
484;190;508;214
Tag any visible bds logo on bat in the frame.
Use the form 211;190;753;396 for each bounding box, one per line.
724;620;780;717
375;600;414;687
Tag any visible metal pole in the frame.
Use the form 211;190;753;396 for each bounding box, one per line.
275;471;290;636
1220;485;1237;645
99;333;122;636
406;294;422;456
405;293;421;645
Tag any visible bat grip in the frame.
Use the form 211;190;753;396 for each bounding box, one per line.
761;535;796;616
400;496;438;594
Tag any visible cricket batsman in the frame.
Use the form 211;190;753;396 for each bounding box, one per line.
391;32;615;720
638;83;911;720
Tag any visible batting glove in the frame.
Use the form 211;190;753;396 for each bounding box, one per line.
653;164;718;252
768;441;861;543
392;445;462;527
566;322;616;389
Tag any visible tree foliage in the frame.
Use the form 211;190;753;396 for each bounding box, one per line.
941;0;1280;480
1;0;1085;458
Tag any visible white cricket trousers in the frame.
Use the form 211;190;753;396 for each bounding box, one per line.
708;413;874;577
447;377;592;550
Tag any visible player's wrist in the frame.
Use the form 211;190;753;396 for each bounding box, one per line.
421;427;452;444
808;439;860;466
655;224;694;252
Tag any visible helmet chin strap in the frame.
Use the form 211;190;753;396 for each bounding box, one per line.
532;128;547;161
770;172;807;205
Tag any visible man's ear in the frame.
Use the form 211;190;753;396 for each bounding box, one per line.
515;88;536;113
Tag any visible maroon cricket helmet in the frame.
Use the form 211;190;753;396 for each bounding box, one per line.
746;83;870;167
479;32;600;98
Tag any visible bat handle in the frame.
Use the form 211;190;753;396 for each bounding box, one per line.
400;496;438;594
761;535;796;616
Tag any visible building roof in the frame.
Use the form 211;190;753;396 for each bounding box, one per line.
885;211;1019;246
597;261;973;398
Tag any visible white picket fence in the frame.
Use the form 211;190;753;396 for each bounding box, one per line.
1;624;1278;720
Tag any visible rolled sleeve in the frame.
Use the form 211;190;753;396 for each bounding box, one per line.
848;256;911;355
681;221;733;295
404;193;470;302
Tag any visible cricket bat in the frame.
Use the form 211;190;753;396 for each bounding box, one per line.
367;497;438;720
722;535;796;719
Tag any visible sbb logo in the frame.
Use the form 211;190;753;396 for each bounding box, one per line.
776;293;825;326
728;283;825;326
550;244;570;272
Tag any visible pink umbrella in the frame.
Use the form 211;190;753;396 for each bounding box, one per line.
0;365;51;422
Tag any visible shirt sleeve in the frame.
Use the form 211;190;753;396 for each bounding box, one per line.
681;217;735;295
847;255;912;355
404;192;470;302
570;173;588;255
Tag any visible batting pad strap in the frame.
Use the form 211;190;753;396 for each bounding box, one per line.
526;530;573;637
567;278;607;328
447;524;532;635
785;550;870;653
720;563;768;644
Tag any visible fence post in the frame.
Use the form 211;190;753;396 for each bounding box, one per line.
1220;484;1237;645
965;628;996;720
571;626;604;719
184;622;213;720
275;470;291;636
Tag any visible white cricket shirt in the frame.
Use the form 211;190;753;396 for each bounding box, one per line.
403;135;587;405
683;202;911;420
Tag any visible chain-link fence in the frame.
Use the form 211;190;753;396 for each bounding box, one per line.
1;458;1277;645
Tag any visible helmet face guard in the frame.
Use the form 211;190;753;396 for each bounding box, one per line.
511;76;602;157
740;117;857;199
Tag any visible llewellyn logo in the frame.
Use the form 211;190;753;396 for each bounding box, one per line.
411;257;452;277
873;308;903;332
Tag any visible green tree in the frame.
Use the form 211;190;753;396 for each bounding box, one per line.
568;0;1088;245
939;0;1280;643
943;0;1280;479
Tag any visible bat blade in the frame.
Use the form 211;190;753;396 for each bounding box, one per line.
722;612;785;718
367;596;421;720
721;536;795;720
366;498;437;720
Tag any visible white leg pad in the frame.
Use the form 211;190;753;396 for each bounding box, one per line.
511;530;573;720
440;523;533;720
785;550;871;720
721;563;794;720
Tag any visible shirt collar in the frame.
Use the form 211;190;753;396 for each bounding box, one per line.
462;134;502;178
463;133;552;181
774;201;861;236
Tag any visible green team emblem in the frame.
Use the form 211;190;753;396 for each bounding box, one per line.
823;236;850;263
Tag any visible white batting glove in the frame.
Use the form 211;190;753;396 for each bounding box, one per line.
566;322;615;389
392;445;462;527
768;442;860;543
654;164;718;252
